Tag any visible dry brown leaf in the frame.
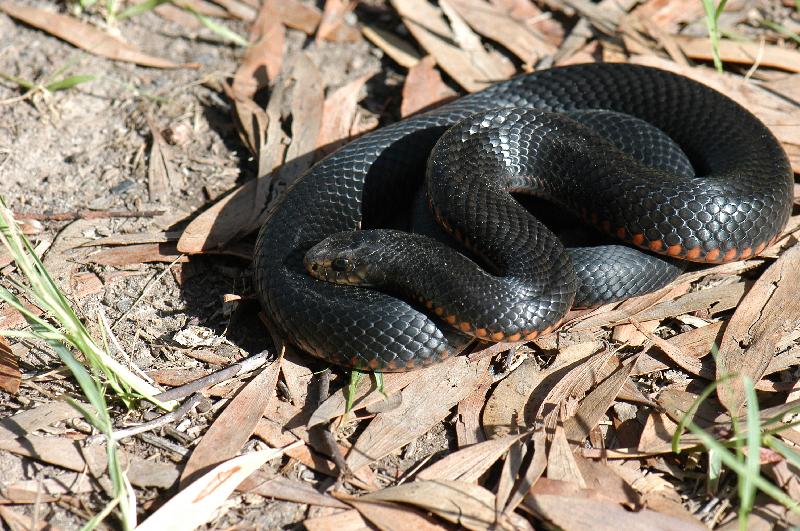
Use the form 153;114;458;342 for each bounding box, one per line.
255;394;378;487
495;428;547;517
226;81;270;159
0;338;20;395
611;462;705;525
345;356;490;472
494;438;525;512
611;319;658;347
528;476;635;507
523;494;705;530
238;472;348;508
232;0;285;101
400;56;457;118
279;348;315;407
148;367;211;387
391;0;514;92
271;0;321;34
0;435;178;488
674;35;800;73
146;117;177;203
81;231;179;247
0;506;56;531
567;282;685;331
139;442;301;531
176;75;289;254
528;478;620;504
417;433;526;481
547;425;586;486
573;457;641;505
0;400;82;440
179;0;230;18
489;0;564;45
177;178;265;253
316;74;372;156
253;418;369;482
362;24;421;68
304;509;372;531
659;384;721;421
718;493;800;530
316;0;361;42
628;281;749;323
360;480;508;530
155;3;203;29
447;0;555;66
563;355;637;443
180;358;281;486
482;341;602;437
0;2;194;69
716;242;800;414
633;320;724;376
628;0;704;33
347;499;447;531
537;349;616;433
765;73;800;101
88;242;188;267
454;367;492;446
213;0;255;20
274;53;325;187
638;412;682;454
631;321;713;380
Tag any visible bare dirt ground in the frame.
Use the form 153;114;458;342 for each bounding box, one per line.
0;0;799;529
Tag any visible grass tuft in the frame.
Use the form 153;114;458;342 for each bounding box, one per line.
701;0;729;72
673;375;800;529
0;197;175;529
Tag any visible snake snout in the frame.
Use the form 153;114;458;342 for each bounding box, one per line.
304;231;384;287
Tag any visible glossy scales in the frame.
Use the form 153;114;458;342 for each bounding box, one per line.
253;64;793;371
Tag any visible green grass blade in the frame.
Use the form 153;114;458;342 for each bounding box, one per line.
708;447;722;493
0;72;35;90
687;423;800;514
759;19;800;46
182;5;248;46
45;75;96;92
117;0;171;19
672;378;722;453
738;378;760;529
346;369;363;415
701;0;727;72
765;436;800;469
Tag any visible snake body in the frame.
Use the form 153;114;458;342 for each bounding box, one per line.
253;63;793;371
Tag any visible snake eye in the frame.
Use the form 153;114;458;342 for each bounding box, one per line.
331;257;351;272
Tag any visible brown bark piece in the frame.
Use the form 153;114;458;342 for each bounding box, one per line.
345;357;490;472
400;56;457;118
391;0;514;92
0;2;195;68
180;358;281;486
717;243;800;414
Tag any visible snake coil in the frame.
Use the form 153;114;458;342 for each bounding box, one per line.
253;64;793;371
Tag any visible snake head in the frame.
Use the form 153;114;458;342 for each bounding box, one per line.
304;230;391;287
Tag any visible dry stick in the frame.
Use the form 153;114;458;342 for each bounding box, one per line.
87;352;270;444
11;210;165;221
88;393;205;444
139;432;189;457
154;351;270;402
314;369;353;480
